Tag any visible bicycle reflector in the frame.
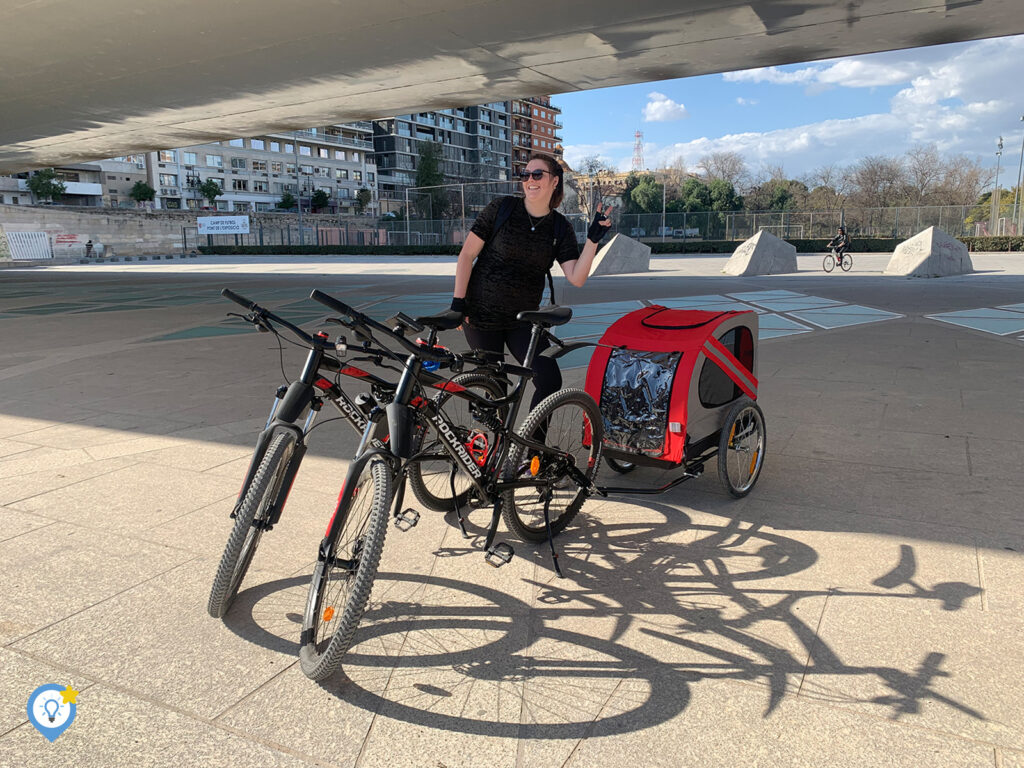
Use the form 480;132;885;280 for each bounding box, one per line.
530;456;541;476
322;606;335;622
466;433;489;466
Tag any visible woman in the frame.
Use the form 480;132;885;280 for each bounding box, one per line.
449;153;613;409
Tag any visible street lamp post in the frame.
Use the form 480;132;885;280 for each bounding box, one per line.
1014;115;1024;235
991;136;1004;235
293;131;304;245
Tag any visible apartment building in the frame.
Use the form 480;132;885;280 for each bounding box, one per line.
147;123;379;214
510;96;564;178
371;102;514;214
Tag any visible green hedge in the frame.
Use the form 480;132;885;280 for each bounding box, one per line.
198;234;1023;257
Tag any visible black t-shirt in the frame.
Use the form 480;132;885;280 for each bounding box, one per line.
466;197;580;329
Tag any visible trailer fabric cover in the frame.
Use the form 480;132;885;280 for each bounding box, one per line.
585;306;754;465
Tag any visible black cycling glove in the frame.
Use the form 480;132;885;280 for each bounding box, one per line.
450;296;467;315
587;210;612;244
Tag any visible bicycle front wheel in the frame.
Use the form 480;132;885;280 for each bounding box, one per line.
407;373;505;512
299;455;391;681
822;254;835;273
501;388;603;542
208;431;297;618
840;254;853;271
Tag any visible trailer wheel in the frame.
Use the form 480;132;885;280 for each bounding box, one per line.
718;398;766;498
604;457;637;474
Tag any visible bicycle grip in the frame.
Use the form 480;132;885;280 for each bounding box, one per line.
221;288;258;311
309;289;358;319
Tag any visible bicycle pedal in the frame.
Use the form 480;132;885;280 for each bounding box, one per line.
485;542;515;567
394;508;420;532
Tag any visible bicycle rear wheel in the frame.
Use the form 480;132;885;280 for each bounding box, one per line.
407;373;505;512
208;431;296;618
299;456;391;681
822;254;835;273
501;388;603;542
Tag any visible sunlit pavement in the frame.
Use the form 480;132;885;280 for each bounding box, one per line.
1;252;1022;767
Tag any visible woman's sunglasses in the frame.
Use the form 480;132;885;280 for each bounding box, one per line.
517;169;553;181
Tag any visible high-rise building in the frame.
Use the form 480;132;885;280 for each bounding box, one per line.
510;96;564;178
371;102;515;214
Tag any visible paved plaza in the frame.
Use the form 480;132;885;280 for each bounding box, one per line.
1;252;1023;767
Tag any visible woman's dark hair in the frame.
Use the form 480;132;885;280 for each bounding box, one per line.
528;153;564;209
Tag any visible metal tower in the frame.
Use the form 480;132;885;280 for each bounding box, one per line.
631;130;644;171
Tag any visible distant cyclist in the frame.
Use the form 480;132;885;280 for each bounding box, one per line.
827;226;850;257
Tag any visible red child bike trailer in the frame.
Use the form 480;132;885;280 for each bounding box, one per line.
584;306;766;497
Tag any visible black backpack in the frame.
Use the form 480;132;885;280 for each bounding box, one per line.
484;196;572;306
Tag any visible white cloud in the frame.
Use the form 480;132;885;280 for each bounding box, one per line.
723;66;817;85
736;97;758;106
643;92;688;122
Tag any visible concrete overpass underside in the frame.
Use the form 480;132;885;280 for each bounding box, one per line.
2;0;1023;173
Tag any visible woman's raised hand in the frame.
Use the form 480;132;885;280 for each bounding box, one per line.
587;203;615;244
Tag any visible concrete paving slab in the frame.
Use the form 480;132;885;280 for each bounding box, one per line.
0;647;94;736
808;596;1024;751
790;304;903;329
0;455;138;507
975;533;1024;617
0;522;190;644
0;508;57;543
929;308;1024;336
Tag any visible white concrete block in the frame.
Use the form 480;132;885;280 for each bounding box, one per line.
722;229;798;276
883;226;973;277
589;234;651;276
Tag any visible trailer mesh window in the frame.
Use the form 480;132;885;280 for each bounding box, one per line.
599;348;681;454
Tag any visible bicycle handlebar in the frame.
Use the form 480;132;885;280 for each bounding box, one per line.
309;289;453;364
221;287;326;349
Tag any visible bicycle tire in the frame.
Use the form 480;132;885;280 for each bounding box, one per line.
501;388;603;542
822;254;835;273
407;373;505;512
717;397;766;498
208;431;296;618
840;254;853;271
299;456;391;681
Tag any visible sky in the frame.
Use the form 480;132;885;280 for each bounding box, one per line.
553;33;1024;186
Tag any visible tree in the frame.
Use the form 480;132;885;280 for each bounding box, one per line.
128;180;155;207
697;151;748;189
277;192;297;210
355;187;373;214
806;164;850;212
661;156;690;200
848;155;910;209
198;179;223;206
414;140;447;219
629;175;663;214
565;154;618;218
311;189;330;212
904;144;943;205
26;169;66;203
932;154;990;207
708;179;743;212
675;177;712;212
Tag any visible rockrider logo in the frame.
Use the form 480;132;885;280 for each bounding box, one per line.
431;414;483;480
333;394;368;432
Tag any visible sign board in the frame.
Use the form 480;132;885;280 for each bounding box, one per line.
197;216;250;235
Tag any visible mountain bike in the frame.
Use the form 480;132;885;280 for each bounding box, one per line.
823;247;852;272
298;289;604;681
207;289;498;618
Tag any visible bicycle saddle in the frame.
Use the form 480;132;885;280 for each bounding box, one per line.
415;310;464;331
516;305;573;328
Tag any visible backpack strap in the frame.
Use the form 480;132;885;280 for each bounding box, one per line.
486;196;564;307
545;213;571;306
484;196;517;251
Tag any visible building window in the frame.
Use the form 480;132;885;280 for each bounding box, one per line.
353;171;362;182
351;152;359;162
158;150;176;162
233;201;250;211
367;172;375;182
300;164;313;174
315;167;329;177
215;200;229;211
231;158;247;169
252;180;269;192
270;162;283;173
107;175;117;181
231;179;248;191
270;141;281;152
159;173;178;186
283;143;294;154
251;139;265;150
334;150;345;160
299;145;312;156
255;202;273;212
318;147;329;158
335;169;348;180
252;160;267;172
338;187;350;198
182;152;197;165
286;163;296;174
206;154;223;168
228;139;244;148
186;198;199;210
210;177;224;189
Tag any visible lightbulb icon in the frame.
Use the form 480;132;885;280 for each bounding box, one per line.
43;698;60;723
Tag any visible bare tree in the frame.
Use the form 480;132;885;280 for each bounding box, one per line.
932;154;991;207
564;154;619;219
848;155;910;209
661;155;690;199
805;163;850;212
904;144;943;205
697;151;749;190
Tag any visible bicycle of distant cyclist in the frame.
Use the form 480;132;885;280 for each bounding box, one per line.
297;289;604;681
823;247;852;273
207;289;495;618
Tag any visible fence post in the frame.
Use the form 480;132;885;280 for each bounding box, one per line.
259;224;264;246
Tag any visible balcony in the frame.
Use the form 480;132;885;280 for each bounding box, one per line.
283;130;373;150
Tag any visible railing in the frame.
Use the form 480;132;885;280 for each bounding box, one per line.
288;130;373;150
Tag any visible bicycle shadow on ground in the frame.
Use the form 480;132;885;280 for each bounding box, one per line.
223;497;985;739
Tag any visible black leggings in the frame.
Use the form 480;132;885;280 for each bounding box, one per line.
462;324;562;410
